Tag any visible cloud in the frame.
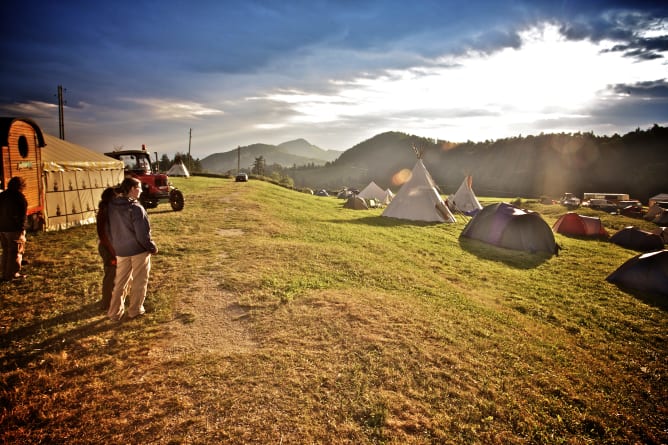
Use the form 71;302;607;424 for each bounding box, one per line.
560;9;668;60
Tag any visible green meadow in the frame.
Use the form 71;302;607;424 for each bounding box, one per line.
1;176;665;444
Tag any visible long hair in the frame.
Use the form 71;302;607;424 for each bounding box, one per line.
118;177;141;195
98;187;117;210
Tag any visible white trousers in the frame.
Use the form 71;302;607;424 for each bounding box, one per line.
107;251;151;321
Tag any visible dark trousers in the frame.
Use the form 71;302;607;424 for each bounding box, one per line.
0;231;25;280
98;243;116;310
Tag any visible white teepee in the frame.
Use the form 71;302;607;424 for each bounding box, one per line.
167;162;190;177
448;175;482;215
382;159;456;223
358;181;386;201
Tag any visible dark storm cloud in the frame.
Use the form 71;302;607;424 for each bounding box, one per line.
610;79;668;98
559;7;668;60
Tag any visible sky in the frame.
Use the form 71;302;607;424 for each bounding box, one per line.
1;0;667;159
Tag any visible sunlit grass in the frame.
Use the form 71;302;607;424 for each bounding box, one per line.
1;176;665;444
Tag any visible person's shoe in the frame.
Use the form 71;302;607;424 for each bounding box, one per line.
108;312;125;322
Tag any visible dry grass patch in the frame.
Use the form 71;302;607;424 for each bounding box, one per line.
1;176;666;444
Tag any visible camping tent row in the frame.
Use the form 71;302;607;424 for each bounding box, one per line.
343;181;395;210
552;212;666;252
1;117;125;231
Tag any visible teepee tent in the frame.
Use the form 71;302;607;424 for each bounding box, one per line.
167;162;190;177
448;175;483;215
382;159;455;223
358;181;385;201
41;134;125;231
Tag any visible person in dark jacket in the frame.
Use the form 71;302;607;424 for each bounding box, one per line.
97;187;118;310
107;177;158;321
0;177;28;281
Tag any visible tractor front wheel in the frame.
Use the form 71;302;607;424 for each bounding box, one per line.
170;189;185;211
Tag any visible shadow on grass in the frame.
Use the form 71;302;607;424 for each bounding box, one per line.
458;237;553;269
0;301;121;370
607;284;668;312
327;215;448;227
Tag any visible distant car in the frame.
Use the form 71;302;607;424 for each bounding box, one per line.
616;200;642;209
618;200;643;218
235;173;248;182
560;193;581;209
587;199;618;213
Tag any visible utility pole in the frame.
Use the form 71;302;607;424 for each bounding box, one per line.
237;145;241;173
57;85;66;140
187;128;192;172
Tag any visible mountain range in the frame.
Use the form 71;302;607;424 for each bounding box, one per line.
201;126;667;203
200;138;340;173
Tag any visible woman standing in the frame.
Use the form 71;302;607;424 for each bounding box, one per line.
97;187;117;310
0;177;28;281
107;178;158;321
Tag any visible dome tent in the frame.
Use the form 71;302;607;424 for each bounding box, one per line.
461;202;557;255
606;249;668;296
552;212;608;238
610;227;664;252
343;195;368;210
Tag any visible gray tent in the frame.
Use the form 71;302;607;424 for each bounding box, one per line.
461;202;557;255
344;195;369;210
606;249;668;296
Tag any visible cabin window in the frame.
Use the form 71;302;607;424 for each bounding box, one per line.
18;136;29;158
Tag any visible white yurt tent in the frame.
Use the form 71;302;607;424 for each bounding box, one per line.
41;134;124;231
448;175;483;215
382;159;456;223
358;181;385;201
167;162;190;177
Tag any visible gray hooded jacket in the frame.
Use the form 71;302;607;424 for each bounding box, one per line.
107;196;157;257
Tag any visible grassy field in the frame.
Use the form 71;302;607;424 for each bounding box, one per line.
1;176;666;444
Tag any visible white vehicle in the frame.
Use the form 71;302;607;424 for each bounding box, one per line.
560;193;581;208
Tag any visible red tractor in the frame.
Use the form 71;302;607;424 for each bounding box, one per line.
105;145;185;211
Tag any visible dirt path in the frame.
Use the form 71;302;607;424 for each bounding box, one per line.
150;275;256;359
150;227;257;359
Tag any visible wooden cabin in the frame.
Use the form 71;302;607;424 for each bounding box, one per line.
0;117;45;229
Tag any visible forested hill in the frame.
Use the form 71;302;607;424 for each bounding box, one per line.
288;125;667;203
